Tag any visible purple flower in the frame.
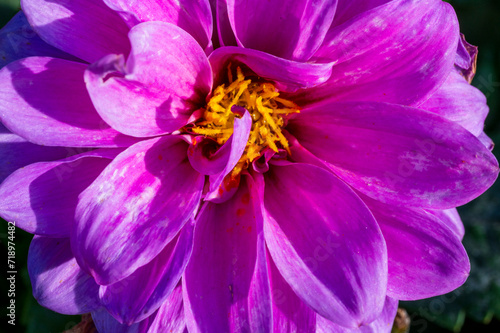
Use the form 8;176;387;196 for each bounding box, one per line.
0;0;498;332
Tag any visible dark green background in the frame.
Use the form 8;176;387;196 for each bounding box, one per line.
1;1;499;332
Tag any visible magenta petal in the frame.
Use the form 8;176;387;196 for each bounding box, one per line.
214;0;237;47
0;57;137;147
100;224;193;324
0;150;117;237
428;208;465;240
363;196;470;300
21;0;130;63
147;284;187;333
73;136;204;285
209;46;333;92
316;297;398;333
184;176;272;333
187;136;231;175
267;250;316;332
92;308;151;333
289;102;499;209
331;0;392;27
206;111;251;199
226;0;337;61
418;70;488;136
262;163;387;328
85;22;212;137
305;0;458;105
455;34;478;83
103;0;212;49
0;11;80;69
0;126;78;183
28;236;100;315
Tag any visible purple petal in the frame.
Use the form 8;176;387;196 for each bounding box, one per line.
302;0;459;106
0;11;80;69
288;102;499;209
209;46;333;93
455;34;478;83
262;163;387;328
187;136;231;175
0;57;138;147
226;0;337;61
267;250;316;333
362;196;470;300
316;297;398;333
21;0;130;63
205;111;251;199
427;208;465;240
0;150;118;237
92;308;151;333
331;0;392;27
85;22;212;137
103;0;212;50
28;236;100;314
73;136;204;285
214;0;237;47
100;224;193;324
0;126;79;183
147;284;187;333
184;176;272;333
418;70;488;136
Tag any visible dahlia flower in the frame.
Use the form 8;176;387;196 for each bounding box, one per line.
0;0;498;332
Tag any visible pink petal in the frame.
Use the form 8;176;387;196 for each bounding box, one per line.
0;57;137;147
85;22;212;137
301;0;459;106
21;0;130;63
262;163;387;328
363;196;470;300
184;176;272;332
28;236;100;315
226;0;337;61
103;0;212;49
73;136;204;285
0;149;118;237
289;102;499;209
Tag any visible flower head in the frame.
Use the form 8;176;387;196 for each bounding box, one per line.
0;0;498;332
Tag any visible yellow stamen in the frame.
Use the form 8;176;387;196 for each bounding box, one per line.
192;66;300;175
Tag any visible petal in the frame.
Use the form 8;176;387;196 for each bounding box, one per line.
85;22;212;137
205;110;251;199
100;224;193;325
21;0;130;63
73;136;204;285
28;236;100;315
147;284;187;333
262;163;387;328
316;297;398;333
302;0;459;106
363;196;470;300
0;57;138;147
0;125;78;183
418;70;488;136
226;0;337;61
330;0;392;27
0;11;80;69
288;102;499;209
103;0;212;49
455;33;478;83
214;0;237;47
0;150;118;237
184;176;272;333
426;208;465;240
267;250;316;333
92;308;151;333
209;46;333;93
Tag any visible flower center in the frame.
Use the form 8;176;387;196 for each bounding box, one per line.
192;66;300;175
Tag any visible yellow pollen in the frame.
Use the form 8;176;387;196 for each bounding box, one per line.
192;66;300;175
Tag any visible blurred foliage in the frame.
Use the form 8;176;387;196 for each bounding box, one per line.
0;0;500;332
